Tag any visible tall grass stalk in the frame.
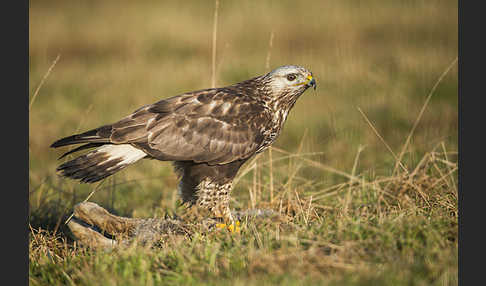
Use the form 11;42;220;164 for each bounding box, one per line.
29;54;60;111
211;0;220;88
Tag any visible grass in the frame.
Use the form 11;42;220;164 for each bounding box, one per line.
29;0;457;285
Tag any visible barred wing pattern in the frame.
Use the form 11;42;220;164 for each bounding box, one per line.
107;89;269;165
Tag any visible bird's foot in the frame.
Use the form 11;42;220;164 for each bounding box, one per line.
215;221;241;233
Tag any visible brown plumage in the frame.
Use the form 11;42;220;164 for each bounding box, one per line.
51;65;316;224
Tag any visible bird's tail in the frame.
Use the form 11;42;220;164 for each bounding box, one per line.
50;125;112;148
54;144;147;183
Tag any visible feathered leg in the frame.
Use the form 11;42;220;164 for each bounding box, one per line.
173;160;246;232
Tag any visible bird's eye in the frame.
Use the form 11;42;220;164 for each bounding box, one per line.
286;74;296;81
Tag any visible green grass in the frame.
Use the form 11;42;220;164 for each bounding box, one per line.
29;0;457;285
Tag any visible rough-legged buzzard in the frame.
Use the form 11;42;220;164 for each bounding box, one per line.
51;65;316;226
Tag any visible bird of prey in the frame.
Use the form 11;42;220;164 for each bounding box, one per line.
51;65;316;227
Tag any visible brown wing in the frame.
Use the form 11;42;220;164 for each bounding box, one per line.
108;89;269;165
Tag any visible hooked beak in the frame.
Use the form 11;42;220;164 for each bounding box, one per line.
306;75;317;90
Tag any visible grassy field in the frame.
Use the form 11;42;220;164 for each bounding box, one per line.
29;0;458;285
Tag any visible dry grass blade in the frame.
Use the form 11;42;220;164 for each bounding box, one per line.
351;145;365;179
266;31;276;202
29;54;61;111
233;151;324;186
357;107;407;172
294;190;308;226
265;31;275;72
392;57;458;176
64;180;106;225
428;166;458;190
269;147;274;203
441;142;458;193
271;146;358;181
211;0;220;88
343;146;365;216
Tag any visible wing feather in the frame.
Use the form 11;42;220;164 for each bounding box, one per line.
97;89;268;165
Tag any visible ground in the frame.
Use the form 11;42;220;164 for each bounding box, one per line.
29;0;457;285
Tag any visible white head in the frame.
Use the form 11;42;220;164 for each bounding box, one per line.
263;65;316;97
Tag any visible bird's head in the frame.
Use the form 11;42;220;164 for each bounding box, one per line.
259;65;316;109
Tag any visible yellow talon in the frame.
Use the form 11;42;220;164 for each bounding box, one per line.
215;221;240;233
228;221;241;233
215;223;227;229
